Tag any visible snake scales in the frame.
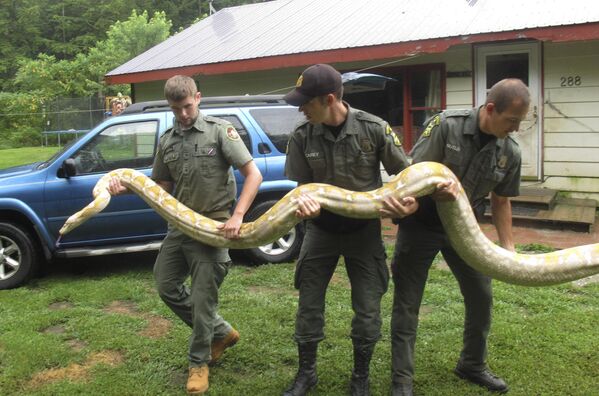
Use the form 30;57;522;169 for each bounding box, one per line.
59;162;599;286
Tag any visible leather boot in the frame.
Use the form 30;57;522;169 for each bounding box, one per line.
210;328;240;365
350;340;376;396
283;342;318;396
187;365;209;395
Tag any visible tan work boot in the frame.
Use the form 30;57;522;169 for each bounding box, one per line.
209;328;240;365
187;365;209;395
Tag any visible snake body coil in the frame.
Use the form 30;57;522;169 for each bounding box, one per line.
59;162;599;286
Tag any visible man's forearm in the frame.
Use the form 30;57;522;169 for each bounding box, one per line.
233;161;262;218
491;193;515;251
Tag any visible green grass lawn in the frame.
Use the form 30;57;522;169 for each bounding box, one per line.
0;147;61;169
1;250;598;395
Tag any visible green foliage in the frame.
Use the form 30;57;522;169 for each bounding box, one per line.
0;92;47;149
0;0;270;148
0;0;271;90
14;10;171;99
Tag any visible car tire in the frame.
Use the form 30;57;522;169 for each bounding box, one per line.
0;222;40;290
242;200;304;264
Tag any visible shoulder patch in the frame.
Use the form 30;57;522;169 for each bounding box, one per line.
421;115;441;138
385;124;402;146
443;109;471;117
225;126;240;141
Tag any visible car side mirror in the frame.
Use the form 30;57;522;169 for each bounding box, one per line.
58;158;77;178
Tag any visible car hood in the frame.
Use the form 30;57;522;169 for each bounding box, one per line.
0;163;42;179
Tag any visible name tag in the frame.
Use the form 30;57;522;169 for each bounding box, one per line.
446;143;460;152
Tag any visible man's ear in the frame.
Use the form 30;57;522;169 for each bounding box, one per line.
325;93;336;106
484;102;496;114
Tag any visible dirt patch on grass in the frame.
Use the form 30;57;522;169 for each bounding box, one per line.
247;285;295;296
42;324;67;335
434;259;450;271
103;300;139;315
66;339;88;352
419;305;433;316
27;350;124;389
48;301;74;310
139;316;171;338
103;300;171;339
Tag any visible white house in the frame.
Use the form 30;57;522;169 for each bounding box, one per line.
106;0;599;202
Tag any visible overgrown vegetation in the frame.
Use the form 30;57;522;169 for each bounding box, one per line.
0;0;272;148
0;249;598;395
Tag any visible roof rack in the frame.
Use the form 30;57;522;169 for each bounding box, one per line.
121;95;287;115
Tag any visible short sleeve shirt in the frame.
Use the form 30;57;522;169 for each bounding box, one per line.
152;113;253;216
410;107;521;220
285;103;410;191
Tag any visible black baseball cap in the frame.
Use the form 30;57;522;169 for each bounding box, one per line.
283;64;342;106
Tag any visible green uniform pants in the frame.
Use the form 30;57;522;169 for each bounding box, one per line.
154;228;233;367
294;220;389;344
390;218;493;384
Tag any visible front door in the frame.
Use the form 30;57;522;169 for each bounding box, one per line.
475;42;542;180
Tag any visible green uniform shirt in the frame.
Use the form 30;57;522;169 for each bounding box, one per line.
410;107;521;223
152;113;253;217
285;104;410;191
285;104;410;233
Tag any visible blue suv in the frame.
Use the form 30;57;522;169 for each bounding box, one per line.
0;95;305;289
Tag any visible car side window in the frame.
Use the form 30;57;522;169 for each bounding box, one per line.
249;108;305;153
71;121;158;174
214;115;252;154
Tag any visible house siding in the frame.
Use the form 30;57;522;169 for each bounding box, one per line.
130;40;599;202
540;40;599;201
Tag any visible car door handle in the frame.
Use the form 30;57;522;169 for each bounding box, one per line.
258;143;271;154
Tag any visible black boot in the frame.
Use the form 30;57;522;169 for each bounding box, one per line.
283;342;318;396
350;340;375;396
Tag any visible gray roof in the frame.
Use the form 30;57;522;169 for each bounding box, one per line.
107;0;599;79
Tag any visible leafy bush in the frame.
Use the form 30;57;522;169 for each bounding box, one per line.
0;92;46;148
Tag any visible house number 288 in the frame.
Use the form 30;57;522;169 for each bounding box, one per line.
560;76;581;87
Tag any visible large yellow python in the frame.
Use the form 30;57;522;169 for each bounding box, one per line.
59;162;599;286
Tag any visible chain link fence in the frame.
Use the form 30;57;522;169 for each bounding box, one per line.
41;96;107;146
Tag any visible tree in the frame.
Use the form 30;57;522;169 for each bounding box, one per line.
14;10;171;98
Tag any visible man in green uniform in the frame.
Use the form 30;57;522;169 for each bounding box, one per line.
282;64;418;396
383;78;530;396
109;75;262;395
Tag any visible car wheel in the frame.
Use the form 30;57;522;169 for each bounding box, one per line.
0;223;40;290
242;200;304;264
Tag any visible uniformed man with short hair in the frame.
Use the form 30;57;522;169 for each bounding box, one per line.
384;78;530;396
282;64;418;396
109;75;262;395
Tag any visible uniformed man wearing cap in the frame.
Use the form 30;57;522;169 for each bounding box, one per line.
109;75;262;395
383;78;530;396
282;63;419;396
